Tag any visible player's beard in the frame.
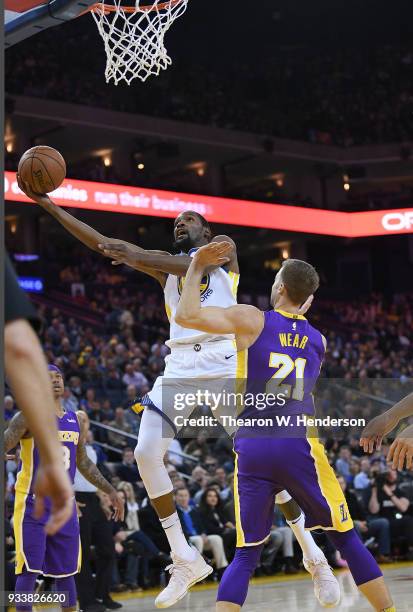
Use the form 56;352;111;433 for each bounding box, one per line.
173;235;194;253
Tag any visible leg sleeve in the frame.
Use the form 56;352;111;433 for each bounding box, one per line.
217;545;263;606
134;407;174;499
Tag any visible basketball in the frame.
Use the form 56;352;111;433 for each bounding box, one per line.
18;146;66;194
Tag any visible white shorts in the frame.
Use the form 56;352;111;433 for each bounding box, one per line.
147;339;237;426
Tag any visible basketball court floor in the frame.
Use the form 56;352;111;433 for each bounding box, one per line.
109;564;413;612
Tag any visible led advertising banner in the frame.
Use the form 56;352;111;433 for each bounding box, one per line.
4;172;413;238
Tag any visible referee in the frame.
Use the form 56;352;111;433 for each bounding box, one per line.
74;412;122;612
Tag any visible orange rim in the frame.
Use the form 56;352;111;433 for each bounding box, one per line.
88;0;184;13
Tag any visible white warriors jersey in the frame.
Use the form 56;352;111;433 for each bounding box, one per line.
164;249;239;348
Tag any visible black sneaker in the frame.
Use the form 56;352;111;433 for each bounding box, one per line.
82;603;107;612
101;598;122;610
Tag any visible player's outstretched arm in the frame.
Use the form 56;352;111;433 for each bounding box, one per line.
98;233;238;277
175;242;263;338
17;174;167;285
360;392;413;453
75;413;125;520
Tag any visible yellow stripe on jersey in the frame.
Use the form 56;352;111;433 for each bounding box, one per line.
15;437;34;495
306;427;353;532
233;451;246;547
235;349;248;416
165;302;172;322
228;271;240;298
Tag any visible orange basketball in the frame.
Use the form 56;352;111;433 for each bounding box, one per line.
18;146;66;194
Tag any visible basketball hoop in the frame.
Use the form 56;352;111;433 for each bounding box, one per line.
88;0;188;85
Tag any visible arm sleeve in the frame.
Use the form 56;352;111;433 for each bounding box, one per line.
5;253;40;330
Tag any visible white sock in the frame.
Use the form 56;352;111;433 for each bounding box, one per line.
287;513;324;561
160;512;197;561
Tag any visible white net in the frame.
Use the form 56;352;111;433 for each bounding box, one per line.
91;0;189;85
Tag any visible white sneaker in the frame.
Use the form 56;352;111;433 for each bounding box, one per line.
303;555;341;608
155;551;213;608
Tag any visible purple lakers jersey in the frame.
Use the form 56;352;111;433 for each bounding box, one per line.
237;308;325;421
15;410;80;495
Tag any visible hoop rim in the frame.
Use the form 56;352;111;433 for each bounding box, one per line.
88;0;184;13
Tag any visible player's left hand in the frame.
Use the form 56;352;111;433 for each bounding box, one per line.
193;242;232;269
387;424;413;471
360;412;400;453
109;490;125;521
98;242;135;266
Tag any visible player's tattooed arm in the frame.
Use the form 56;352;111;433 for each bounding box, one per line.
4;411;28;452
76;436;125;520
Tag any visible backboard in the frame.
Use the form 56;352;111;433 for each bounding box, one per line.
5;0;97;47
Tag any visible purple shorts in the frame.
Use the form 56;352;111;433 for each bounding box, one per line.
233;434;353;546
14;492;81;577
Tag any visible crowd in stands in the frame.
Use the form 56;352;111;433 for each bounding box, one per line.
5;24;413;147
4;257;413;592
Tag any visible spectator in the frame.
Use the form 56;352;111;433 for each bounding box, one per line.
354;457;373;491
113;486;170;590
198;487;237;562
338;476;391;563
335;446;352;483
4;395;15;421
184;430;210;461
368;469;413;560
116;447;141;484
175;487;228;577
108;407;134;449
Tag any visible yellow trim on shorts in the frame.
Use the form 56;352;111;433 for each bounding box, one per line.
14;491;37;574
233;451;246;547
14;438;35;574
306;427;353;532
40;528;82;578
15;437;34;495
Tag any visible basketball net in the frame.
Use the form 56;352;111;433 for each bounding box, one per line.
91;0;189;85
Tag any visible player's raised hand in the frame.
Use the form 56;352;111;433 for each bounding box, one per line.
387;424;413;471
98;242;134;266
16;173;53;208
192;241;232;269
360;412;400;453
33;463;74;535
108;490;125;521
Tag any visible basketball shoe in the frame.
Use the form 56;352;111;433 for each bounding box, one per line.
303;554;341;608
155;551;213;608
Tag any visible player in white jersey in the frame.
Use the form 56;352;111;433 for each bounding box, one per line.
21;178;339;610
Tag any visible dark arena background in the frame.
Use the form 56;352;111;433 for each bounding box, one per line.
3;0;413;611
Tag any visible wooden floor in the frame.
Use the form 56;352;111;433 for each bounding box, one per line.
113;563;413;612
